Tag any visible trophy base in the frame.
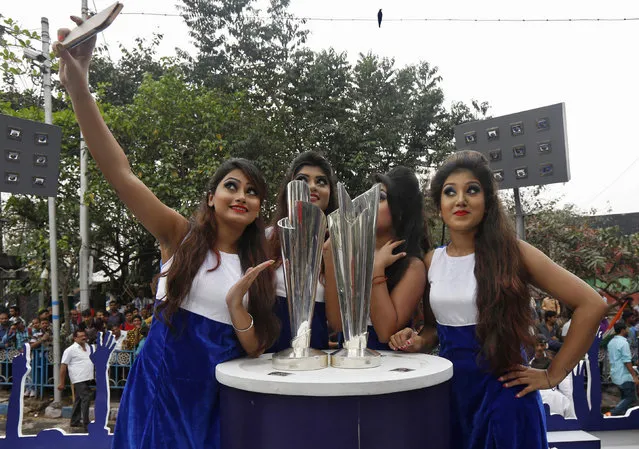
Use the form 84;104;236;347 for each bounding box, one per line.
272;348;329;371
330;348;382;369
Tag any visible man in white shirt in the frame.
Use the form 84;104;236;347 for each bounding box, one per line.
58;330;94;430
110;323;127;351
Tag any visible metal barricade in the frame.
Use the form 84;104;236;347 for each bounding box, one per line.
0;347;136;397
108;350;135;389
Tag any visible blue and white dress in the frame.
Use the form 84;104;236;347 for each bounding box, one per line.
429;247;547;449
112;251;246;449
267;264;328;352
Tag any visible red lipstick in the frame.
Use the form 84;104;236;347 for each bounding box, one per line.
231;205;248;213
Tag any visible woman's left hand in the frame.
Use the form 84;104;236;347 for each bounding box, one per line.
498;365;554;398
374;239;406;271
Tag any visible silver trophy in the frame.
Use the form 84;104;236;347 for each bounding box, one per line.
328;183;382;368
272;181;329;370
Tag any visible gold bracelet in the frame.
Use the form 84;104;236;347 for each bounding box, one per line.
232;313;254;333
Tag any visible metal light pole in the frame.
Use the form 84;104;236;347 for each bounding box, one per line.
513;187;525;240
0;201;5;301
79;0;91;312
454;103;570;244
41;16;61;404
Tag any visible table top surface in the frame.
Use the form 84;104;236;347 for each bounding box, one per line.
216;351;453;397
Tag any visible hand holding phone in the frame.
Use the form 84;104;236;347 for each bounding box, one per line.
60;2;124;50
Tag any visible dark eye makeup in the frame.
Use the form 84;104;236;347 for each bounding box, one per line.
224;180;238;191
467;183;481;194
443;186;456;196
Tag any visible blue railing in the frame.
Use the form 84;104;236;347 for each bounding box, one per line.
108;349;135;390
0;347;136;397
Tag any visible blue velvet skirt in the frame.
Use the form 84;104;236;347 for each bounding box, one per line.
267;296;329;352
111;308;243;449
437;324;548;449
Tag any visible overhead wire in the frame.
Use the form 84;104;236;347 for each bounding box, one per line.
119;12;639;23
583;155;639;207
296;16;639;23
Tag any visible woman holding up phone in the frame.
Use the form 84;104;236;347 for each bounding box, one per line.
55;17;279;449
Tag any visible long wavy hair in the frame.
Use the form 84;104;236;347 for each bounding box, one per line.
374;166;430;292
430;150;534;374
268;151;338;263
156;158;279;350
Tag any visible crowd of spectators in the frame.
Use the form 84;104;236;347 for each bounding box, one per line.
0;287;153;424
0;288;153;352
530;291;639;417
67;289;154;353
0;289;154;396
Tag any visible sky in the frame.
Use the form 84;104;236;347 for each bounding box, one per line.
4;0;639;215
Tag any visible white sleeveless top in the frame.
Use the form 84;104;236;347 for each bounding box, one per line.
156;251;248;325
274;264;325;303
428;247;478;327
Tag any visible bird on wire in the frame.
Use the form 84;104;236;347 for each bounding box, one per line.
378;9;383;28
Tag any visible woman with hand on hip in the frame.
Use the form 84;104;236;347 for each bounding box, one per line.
55;18;279;449
266;151;337;352
390;150;607;448
325;166;429;350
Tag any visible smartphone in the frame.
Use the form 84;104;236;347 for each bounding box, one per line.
60;2;124;50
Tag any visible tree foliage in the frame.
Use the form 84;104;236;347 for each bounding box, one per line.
1;3;486;303
507;192;639;296
179;0;482;196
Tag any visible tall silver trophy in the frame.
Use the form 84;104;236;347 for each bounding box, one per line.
328;183;382;368
272;181;329;370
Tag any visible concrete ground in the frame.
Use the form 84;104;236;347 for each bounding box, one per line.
591;430;639;449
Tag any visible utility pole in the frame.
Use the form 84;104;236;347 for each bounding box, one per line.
513;187;526;241
79;0;91;312
41;16;61;404
0;197;5;301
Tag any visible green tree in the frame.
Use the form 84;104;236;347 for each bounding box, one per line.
85;69;245;294
0;14;41;89
180;0;308;96
179;0;486;198
508;191;639;296
88;34;175;106
2;4;492;305
0;27;179;310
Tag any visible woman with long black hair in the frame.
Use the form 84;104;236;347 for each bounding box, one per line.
325;166;430;350
390;150;608;448
55;19;279;449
